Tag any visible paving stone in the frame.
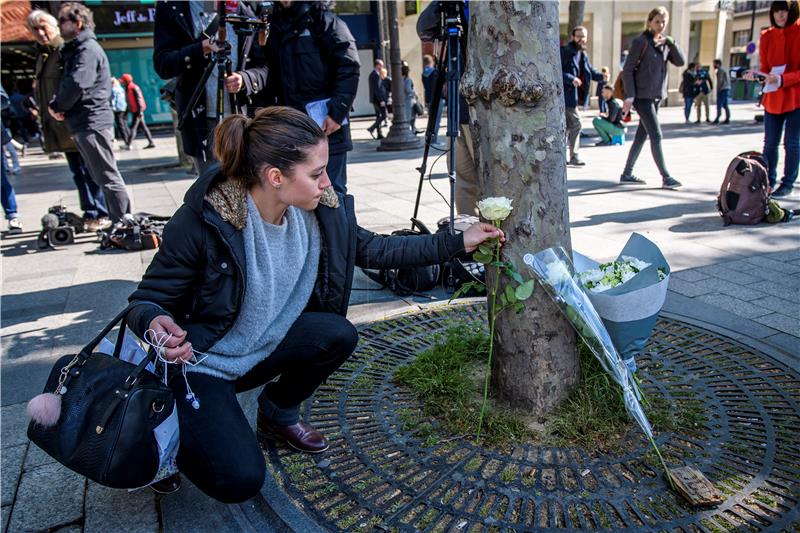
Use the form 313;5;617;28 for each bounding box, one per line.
84;482;158;533
692;277;765;301
671;269;711;283
754;313;800;336
696;294;772;319
757;282;800;302
1;404;29;448
23;442;55;471
8;463;84;533
1;444;26;506
750;295;798;316
744;255;800;274
766;249;800;262
667;279;714;298
53;526;82;533
705;266;762;286
765;333;800;360
2;505;10;533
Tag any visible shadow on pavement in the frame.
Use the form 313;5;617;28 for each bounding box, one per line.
571;199;713;228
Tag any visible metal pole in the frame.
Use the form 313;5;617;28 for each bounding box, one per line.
378;0;422;151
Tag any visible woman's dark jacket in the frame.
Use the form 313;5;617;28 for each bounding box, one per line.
127;165;465;352
33;37;77;153
622;31;685;101
257;1;360;155
152;1;268;158
681;69;698;98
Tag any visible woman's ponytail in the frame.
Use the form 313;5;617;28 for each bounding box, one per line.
213;115;250;181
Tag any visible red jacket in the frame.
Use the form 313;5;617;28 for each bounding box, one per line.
125;82;146;114
759;20;800;115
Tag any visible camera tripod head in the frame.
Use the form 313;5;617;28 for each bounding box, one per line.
219;1;273;46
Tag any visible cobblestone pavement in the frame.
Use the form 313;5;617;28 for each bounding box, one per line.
1;101;797;532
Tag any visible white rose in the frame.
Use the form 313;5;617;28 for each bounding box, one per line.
477;197;513;222
545;261;572;287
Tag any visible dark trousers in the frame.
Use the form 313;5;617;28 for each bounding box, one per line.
368;104;386;137
715;89;730;122
683;96;695;121
763;107;800;189
326;151;348;195
73;128;131;222
127;112;153;145
113;111;130;142
171;312;358;504
65;151;108;219
623;98;671;179
565;106;581;158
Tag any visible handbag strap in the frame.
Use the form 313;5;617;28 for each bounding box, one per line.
79;304;134;360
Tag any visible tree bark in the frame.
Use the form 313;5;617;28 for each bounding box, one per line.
461;1;579;413
568;1;586;34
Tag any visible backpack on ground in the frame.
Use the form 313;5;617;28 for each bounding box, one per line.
436;214;485;294
99;213;170;251
717;151;769;226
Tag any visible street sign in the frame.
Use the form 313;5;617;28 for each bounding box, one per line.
746;41;757;55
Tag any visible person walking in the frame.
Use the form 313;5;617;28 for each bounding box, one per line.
110;77;130;144
421;54;443;145
712;59;731;124
260;1;360;195
561;25;606;166
1;86;22;234
367;59;387;140
27;9;110;231
693;64;713;123
48;3;131;223
745;1;799;197
592;84;626;146
402;62;421;135
681;63;698;123
119;73;155;149
125;106;504;502
619;6;686;189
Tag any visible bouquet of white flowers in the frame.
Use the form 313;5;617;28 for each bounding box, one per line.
573;233;670;373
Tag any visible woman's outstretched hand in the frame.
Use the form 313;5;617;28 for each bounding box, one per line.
148;315;193;363
462;222;506;253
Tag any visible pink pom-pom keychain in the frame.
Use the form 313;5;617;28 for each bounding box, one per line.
26;354;80;427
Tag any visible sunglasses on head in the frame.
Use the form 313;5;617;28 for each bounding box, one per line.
58;16;72;23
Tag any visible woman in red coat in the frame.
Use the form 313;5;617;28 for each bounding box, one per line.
748;1;800;196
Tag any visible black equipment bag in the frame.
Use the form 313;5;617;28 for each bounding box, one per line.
437;214;485;293
364;227;441;296
100;213;170;251
27;305;174;489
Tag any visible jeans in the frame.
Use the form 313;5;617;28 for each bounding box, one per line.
3;143;20;173
65;151;108;219
172;312;358;503
763;107;800;189
683;96;695;121
715;89;730;122
326;151;348;195
623;99;671;179
72;129;131;222
1;144;18;219
565;107;581;158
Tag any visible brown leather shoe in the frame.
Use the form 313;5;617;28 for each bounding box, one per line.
256;412;329;453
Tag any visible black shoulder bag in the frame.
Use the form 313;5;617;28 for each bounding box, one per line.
27;305;174;489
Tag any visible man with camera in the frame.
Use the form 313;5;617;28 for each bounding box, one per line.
48;3;132;224
257;0;360;195
153;1;269;173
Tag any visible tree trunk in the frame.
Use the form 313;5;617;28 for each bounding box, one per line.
461;2;579;414
568;0;586;33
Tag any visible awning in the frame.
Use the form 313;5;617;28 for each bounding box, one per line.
0;0;33;44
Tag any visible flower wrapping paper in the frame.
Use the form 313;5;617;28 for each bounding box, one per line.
573;233;671;372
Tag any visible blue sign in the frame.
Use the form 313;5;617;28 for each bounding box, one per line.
746;41;757;55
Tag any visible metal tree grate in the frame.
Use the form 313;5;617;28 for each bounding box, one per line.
263;303;800;532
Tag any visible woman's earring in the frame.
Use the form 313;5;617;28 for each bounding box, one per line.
274;184;281;190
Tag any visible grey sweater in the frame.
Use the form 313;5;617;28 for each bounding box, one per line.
622;31;685;101
195;196;321;380
716;67;731;92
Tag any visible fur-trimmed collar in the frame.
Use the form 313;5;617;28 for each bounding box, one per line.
205;179;339;230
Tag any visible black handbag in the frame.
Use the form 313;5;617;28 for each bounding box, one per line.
27;305;174;489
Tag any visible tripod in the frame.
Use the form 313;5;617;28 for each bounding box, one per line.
411;1;465;290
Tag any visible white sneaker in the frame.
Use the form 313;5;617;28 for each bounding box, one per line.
7;218;22;234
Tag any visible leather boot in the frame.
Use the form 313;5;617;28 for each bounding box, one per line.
256;410;329;453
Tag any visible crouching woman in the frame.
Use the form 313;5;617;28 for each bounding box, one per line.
126;106;503;504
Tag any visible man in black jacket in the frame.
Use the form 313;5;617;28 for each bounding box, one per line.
259;1;360;195
561;26;605;166
367;59;387;140
153;1;268;173
49;3;131;223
